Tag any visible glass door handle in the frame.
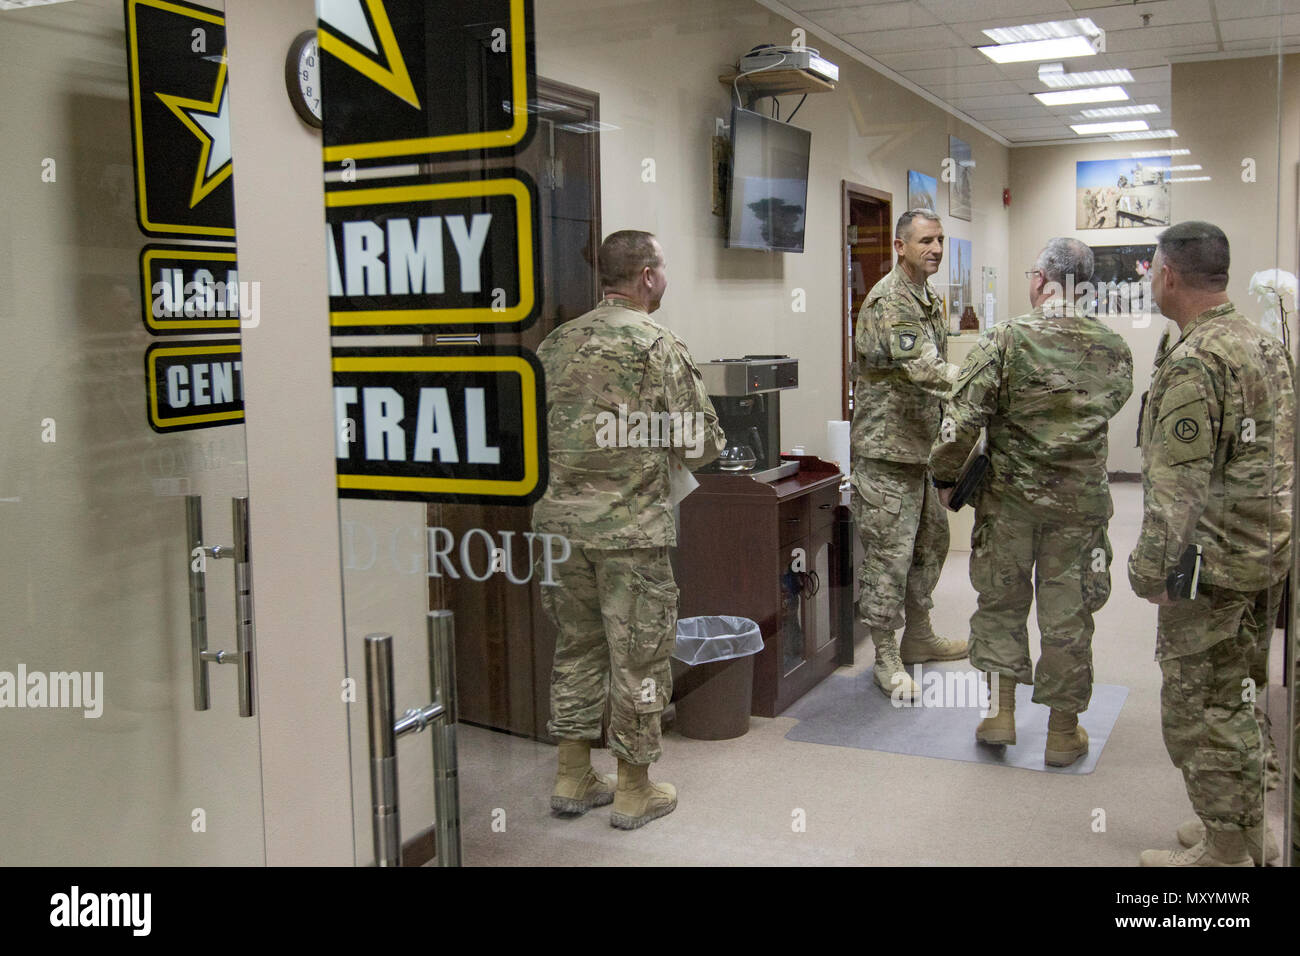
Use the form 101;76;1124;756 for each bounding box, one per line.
363;611;463;867
185;495;256;718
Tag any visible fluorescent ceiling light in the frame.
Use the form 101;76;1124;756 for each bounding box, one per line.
1079;104;1160;118
1035;86;1129;106
1168;165;1203;171
1039;67;1134;88
984;18;1100;44
1072;120;1150;135
0;0;76;8
1110;128;1179;140
1133;148;1189;157
1170;176;1211;182
979;34;1102;64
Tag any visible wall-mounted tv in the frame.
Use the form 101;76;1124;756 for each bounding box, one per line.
725;107;811;253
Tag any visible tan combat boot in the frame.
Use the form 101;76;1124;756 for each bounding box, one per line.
975;672;1017;745
610;759;677;829
1177;817;1279;865
870;627;919;701
1044;709;1089;767
550;738;615;815
899;604;968;664
1141;828;1252;867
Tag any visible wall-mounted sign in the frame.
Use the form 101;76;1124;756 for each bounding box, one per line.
332;347;545;504
318;0;535;165
140;244;241;334
125;0;236;239
145;340;244;433
326;173;540;332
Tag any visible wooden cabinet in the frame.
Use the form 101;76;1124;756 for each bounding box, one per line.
678;457;845;716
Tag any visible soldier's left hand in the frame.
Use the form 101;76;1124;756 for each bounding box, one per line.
937;487;953;509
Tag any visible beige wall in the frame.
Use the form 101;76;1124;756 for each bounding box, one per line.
1009;55;1298;474
535;0;1011;461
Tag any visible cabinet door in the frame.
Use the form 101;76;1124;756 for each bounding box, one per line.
810;527;833;651
779;537;809;676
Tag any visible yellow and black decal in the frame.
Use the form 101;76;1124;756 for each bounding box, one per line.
125;0;236;239
145;339;244;432
318;0;535;165
325;172;541;332
332;346;546;505
139;244;240;334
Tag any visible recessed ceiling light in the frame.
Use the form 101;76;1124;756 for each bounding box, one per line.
1110;128;1180;140
1072;120;1150;135
984;18;1100;44
1035;86;1129;106
1133;148;1189;157
1039;67;1134;88
1080;104;1160;118
979;35;1103;64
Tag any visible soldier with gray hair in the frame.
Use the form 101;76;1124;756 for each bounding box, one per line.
929;237;1132;766
851;209;967;700
532;229;725;829
1130;221;1294;866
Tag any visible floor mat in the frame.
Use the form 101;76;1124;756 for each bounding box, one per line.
783;663;1128;774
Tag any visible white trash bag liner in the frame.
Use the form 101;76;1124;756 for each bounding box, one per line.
672;616;764;666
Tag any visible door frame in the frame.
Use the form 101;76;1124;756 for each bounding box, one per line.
841;181;892;422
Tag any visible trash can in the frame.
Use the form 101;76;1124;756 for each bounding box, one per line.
670;616;764;740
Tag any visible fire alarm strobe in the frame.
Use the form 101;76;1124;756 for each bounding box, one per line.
740;45;839;83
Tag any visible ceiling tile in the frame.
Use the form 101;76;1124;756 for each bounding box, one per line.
1103;22;1219;50
799;1;940;32
1073;0;1213;31
841;23;966;52
1211;0;1300;19
916;0;1076;24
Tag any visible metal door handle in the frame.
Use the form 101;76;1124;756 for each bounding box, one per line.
364;610;462;867
185;495;256;717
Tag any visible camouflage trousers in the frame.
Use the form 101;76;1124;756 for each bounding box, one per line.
539;546;676;765
849;460;949;630
1157;583;1282;832
968;511;1111;713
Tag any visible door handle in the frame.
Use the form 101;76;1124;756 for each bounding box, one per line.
185;495;256;717
363;610;462;867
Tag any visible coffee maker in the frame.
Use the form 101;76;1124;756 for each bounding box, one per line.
699;356;799;482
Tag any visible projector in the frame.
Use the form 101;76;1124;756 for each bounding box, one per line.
739;45;839;84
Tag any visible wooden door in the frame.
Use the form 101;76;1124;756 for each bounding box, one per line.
842;182;892;421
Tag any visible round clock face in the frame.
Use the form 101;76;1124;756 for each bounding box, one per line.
286;31;323;129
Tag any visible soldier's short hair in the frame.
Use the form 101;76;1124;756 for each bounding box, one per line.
1036;237;1094;286
895;209;942;241
598;230;661;289
1157;221;1230;291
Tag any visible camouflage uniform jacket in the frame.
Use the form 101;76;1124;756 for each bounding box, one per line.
1128;302;1295;598
851;262;957;469
531;297;725;549
929;300;1133;522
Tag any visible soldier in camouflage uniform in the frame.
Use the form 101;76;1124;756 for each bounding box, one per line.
1128;222;1294;866
851;209;966;699
928;238;1133;765
532;230;725;830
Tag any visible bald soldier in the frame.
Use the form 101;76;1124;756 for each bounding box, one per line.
1129;222;1294;866
851;209;967;699
929;239;1132;765
532;230;725;830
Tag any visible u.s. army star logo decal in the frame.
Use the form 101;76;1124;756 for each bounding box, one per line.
155;55;232;209
1173;418;1199;442
318;0;421;109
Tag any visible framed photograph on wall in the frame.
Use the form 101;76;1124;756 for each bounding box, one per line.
948;136;972;221
1088;244;1155;315
1076;158;1171;228
908;170;937;212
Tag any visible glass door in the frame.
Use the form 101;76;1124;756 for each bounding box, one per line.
0;0;265;865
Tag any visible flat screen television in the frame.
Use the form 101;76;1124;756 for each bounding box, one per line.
725;107;812;253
